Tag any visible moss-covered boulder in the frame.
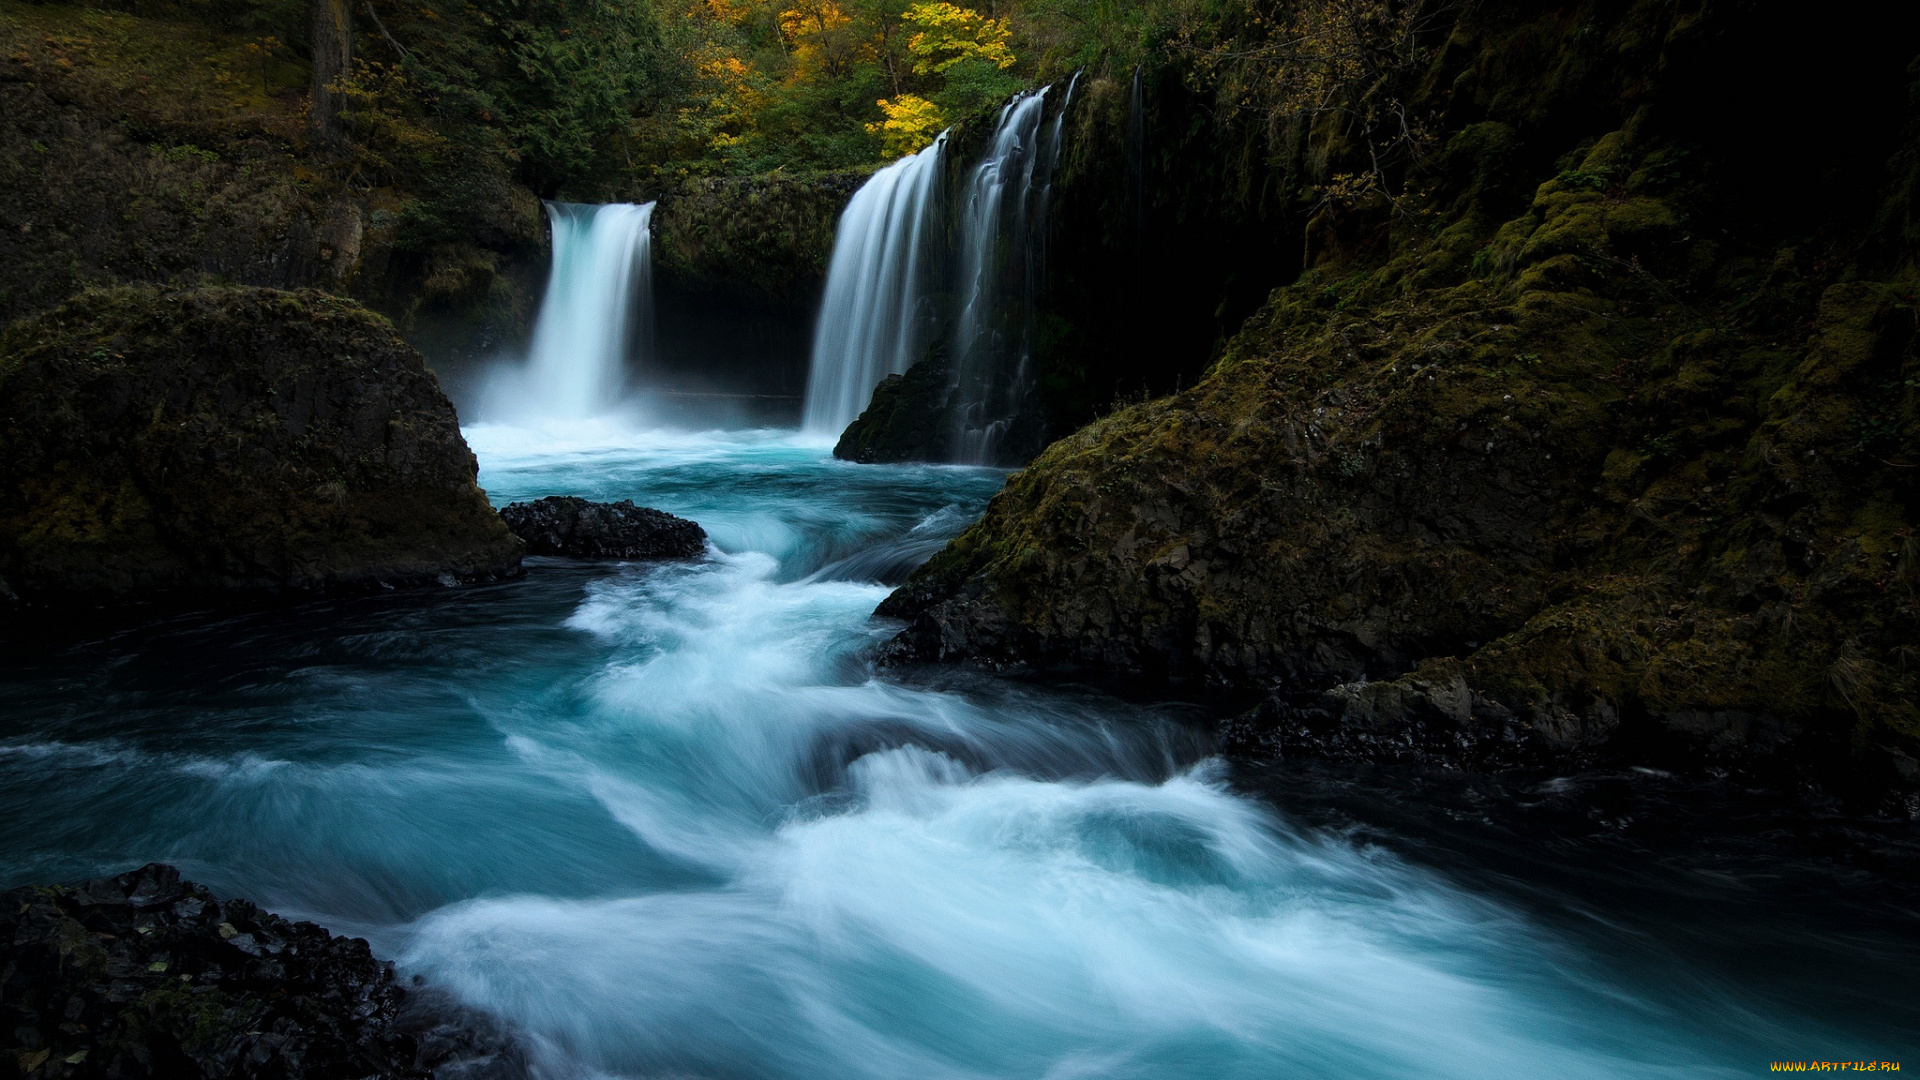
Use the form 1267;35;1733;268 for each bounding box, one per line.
878;0;1920;789
0;286;522;606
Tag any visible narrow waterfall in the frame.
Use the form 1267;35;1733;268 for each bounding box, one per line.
802;137;946;435
950;81;1073;464
521;201;656;420
1127;66;1145;257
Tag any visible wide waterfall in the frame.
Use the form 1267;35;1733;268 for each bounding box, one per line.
511;201;656;421
950;82;1073;464
802;138;946;435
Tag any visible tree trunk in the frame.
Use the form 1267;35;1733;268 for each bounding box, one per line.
310;0;352;146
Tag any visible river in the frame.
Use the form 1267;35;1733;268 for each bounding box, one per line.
2;425;1914;1078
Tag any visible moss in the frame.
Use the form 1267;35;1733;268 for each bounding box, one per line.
881;0;1920;778
0;0;544;353
0;285;523;605
650;171;865;303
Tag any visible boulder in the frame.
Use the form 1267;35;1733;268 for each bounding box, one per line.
0;286;524;607
833;348;959;464
0;863;525;1079
500;497;706;560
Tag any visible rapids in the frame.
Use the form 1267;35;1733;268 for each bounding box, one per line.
1;427;1914;1079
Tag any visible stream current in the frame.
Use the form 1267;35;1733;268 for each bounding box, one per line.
2;426;1915;1078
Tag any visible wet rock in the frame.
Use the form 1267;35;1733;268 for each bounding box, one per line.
833;348;961;465
499;497;706;560
874;1;1920;792
0;863;527;1079
651;172;865;304
1220;665;1574;774
0;286;525;609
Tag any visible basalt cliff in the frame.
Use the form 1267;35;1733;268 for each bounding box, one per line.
879;0;1920;793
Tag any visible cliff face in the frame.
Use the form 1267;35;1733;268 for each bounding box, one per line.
0;0;545;363
638;172;865;412
650;171;864;306
879;0;1920;787
0;286;522;606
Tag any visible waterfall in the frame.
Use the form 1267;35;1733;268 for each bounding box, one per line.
519;201;656;420
1128;66;1145;258
950;80;1074;464
802;138;946;435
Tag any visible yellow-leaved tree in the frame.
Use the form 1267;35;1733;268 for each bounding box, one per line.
779;0;864;79
680;42;768;153
903;2;1014;75
867;93;944;156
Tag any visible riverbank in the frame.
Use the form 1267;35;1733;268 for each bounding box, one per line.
2;430;1913;1078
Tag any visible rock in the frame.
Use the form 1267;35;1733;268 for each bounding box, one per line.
1218;661;1578;773
0;286;524;608
651;172;866;305
875;0;1920;789
499;497;706;560
831;344;1049;467
834;347;960;464
0;863;526;1079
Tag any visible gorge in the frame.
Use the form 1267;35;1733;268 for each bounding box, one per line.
2;0;1918;1076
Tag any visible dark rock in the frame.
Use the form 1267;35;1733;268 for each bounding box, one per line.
832;343;1052;468
0;863;527;1080
1218;663;1575;774
834;347;960;464
651;172;866;305
499;497;706;560
875;0;1920;791
0;286;525;609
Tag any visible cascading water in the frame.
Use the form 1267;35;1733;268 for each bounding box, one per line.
506;201;656;421
1128;65;1146;258
950;81;1074;465
5;426;1913;1078
802;138;947;435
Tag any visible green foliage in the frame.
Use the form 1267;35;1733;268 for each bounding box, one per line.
354;0;669;194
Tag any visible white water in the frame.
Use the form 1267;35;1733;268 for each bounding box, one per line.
488;201;656;422
1;426;1905;1076
951;89;1060;463
803;139;948;435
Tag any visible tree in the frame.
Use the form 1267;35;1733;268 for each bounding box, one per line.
310;0;351;145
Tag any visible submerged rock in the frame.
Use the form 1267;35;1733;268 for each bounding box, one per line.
0;863;525;1079
500;497;706;560
0;286;524;608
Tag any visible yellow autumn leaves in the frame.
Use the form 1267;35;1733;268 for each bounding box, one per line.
657;0;1019;172
868;3;1014;157
869;94;943;156
903;2;1014;76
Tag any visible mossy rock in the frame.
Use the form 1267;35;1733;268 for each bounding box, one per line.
877;0;1920;788
650;172;866;304
0;285;522;607
833;346;961;464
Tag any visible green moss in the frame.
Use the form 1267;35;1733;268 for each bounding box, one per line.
883;11;1920;772
650;172;865;302
0;285;523;603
